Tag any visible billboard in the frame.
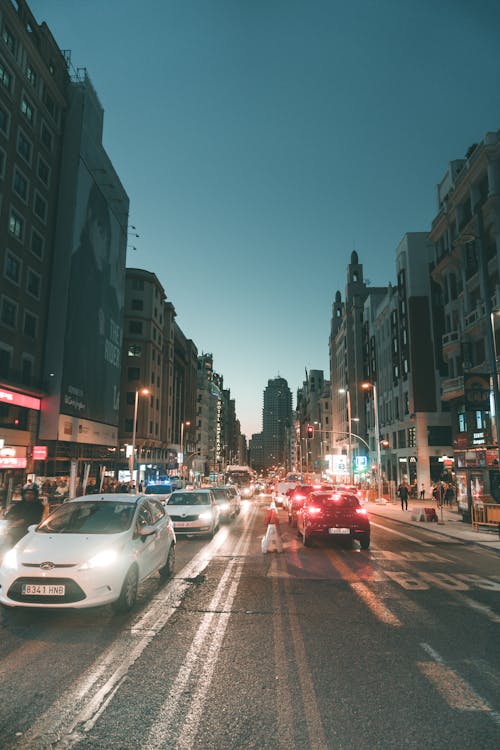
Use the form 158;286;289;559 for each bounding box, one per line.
60;163;125;426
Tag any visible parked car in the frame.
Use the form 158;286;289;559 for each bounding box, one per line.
0;494;176;612
211;487;237;522
165;489;219;538
287;484;334;526
296;490;371;549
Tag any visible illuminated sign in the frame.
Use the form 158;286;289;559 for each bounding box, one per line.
0;389;41;410
32;445;48;460
0;457;27;468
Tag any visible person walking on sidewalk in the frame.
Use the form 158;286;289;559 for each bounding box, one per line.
397;480;410;511
419;482;425;500
261;500;283;553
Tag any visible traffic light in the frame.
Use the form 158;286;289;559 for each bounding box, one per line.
306;425;314;438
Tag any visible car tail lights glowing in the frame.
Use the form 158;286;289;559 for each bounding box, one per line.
356;507;368;515
294;493;306;501
307;506;322;514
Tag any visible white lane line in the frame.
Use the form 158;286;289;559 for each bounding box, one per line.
419;643;500;726
145;523;253;749
272;559;295;750
285;572;329;750
448;591;500;624
18;510;257;750
370;521;433;546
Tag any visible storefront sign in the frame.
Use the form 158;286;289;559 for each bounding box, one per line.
0;388;41;410
32;445;48;460
0;456;27;468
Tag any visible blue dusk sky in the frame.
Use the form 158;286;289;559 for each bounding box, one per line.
30;0;500;438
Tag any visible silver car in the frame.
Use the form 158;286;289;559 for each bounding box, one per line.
165;490;220;538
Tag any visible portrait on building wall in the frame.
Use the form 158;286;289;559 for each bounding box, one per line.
60;163;125;426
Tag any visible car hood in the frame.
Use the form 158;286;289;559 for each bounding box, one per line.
165;504;213;514
11;530;126;565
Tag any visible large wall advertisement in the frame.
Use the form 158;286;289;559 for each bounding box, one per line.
60;163;125;427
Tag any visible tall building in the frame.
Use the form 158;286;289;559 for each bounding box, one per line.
261;376;292;470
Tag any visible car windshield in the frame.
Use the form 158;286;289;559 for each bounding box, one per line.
37;501;135;534
212;489;228;500
167;493;211;506
312;493;360;508
145;485;171;494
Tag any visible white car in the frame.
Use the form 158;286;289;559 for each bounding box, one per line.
0;494;176;612
165;489;220;537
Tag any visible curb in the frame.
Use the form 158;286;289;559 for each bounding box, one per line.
367;509;500;554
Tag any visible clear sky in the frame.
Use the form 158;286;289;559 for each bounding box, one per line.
30;0;500;438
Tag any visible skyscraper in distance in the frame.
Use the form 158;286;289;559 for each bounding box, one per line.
262;377;293;470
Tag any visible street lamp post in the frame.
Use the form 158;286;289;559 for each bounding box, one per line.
361;382;384;502
338;389;353;483
130;387;149;489
179;420;191;486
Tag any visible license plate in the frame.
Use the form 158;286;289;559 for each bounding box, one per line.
174;521;192;528
329;528;350;535
21;583;65;596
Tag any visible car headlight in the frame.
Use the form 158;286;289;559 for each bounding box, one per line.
219;503;230;511
80;549;119;570
2;547;18;571
198;511;213;521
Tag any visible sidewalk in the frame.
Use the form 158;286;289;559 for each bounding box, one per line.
365;498;500;553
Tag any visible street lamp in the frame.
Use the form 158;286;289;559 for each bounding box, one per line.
338;388;353;483
130;387;149;489
361;382;384;502
179;420;191;485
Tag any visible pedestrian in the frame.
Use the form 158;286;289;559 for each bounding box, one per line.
261;501;283;553
444;483;455;507
397;480;410;511
419;482;425;500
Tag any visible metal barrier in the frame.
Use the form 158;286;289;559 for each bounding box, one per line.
471;502;500;531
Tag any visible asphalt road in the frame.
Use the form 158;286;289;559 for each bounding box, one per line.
0;497;499;750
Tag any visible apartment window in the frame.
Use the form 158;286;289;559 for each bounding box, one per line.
2;24;16;54
127;367;140;381
4;250;21;284
0;103;9;135
21;356;33;384
33;191;47;222
17;129;32;163
30;229;44;259
23;310;37;338
458;413;467;433
126;392;135;405
43;87;56;119
131;298;143;311
129;320;143;334
1;296;17;327
21;95;35;125
13;168;28;201
149;421;153;434
151;372;155;384
0;146;5;177
40;122;52;151
128;344;142;357
8;209;24;240
407;426;416;448
125;419;133;433
26;62;37;87
0;346;11;377
26;268;41;299
131;278;144;291
475;410;486;430
37;156;50;185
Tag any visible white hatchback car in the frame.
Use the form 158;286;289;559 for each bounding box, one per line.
165;489;220;537
0;494;176;613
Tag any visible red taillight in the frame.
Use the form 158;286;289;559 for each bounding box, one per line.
312;484;322;489
294;494;306;501
307;506;321;514
356;507;368;515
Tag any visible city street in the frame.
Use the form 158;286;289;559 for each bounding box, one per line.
0;497;499;750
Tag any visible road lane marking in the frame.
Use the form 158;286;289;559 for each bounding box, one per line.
370;521;432;546
446;591;500;624
17;506;259;750
419;643;500;725
326;552;402;627
271;559;296;750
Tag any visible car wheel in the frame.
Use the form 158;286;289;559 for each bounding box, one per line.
159;543;175;579
113;565;139;613
303;530;313;547
359;534;370;550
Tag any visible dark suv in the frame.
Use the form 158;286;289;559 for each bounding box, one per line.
287;484;333;527
296;491;370;549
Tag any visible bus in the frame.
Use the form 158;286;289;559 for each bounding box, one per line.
225;465;255;498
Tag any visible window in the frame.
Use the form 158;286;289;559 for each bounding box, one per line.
0;59;12;92
17;129;32;163
458;413;467;433
37;156;50;185
43;87;56;119
127;367;140;381
23;311;37;338
33;191;47;222
126;392;135;405
128;344;142;357
31;229;44;259
129;320;143;334
26;268;41;299
21;95;35;125
4;251;21;284
125;419;133;433
1;296;17;327
0;146;5;177
0;346;11;377
21;356;33;384
131;278;144;291
26;62;37;87
40;122;52;151
8;209;24;240
13;168;28;201
0;103;9;135
131;298;143;311
2;24;16;54
475;411;486;430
